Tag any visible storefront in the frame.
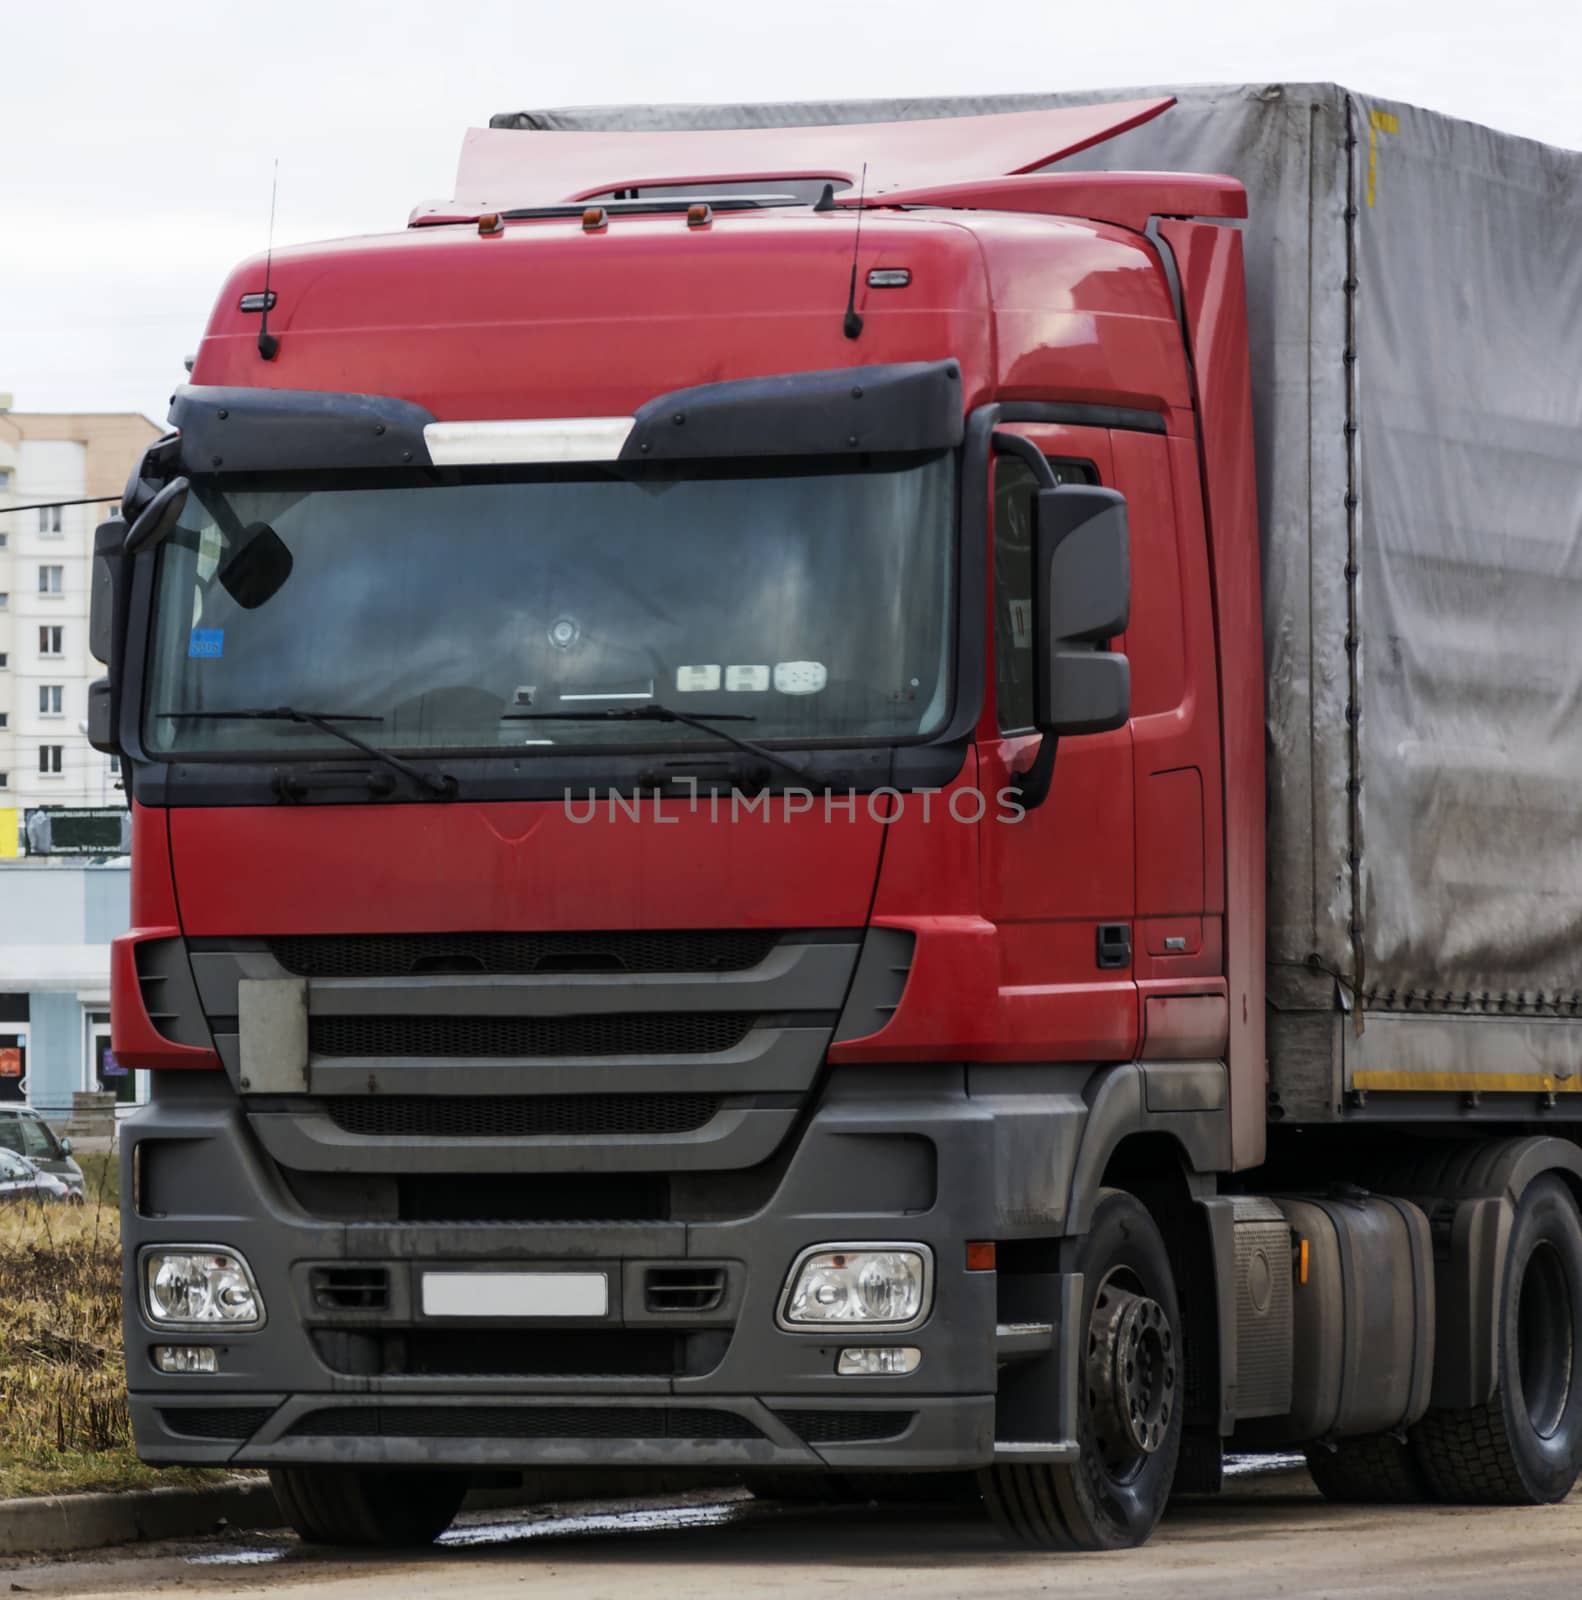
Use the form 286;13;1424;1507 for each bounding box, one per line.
0;861;129;1125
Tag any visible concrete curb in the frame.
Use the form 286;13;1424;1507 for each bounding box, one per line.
0;1479;280;1558
0;1471;738;1558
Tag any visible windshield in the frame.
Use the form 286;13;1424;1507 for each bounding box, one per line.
144;455;955;757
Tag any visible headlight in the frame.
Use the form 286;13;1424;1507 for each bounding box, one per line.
143;1248;264;1328
778;1243;933;1331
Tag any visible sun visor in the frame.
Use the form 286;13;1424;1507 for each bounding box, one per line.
169;386;438;475
621;360;964;462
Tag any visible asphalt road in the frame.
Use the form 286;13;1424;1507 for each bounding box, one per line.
5;1470;1580;1599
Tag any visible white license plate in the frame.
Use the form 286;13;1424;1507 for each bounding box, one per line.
420;1271;609;1319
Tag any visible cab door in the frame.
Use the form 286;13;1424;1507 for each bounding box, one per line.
977;424;1137;1061
1107;429;1226;1061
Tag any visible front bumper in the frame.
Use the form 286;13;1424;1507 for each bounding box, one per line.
125;1064;1091;1472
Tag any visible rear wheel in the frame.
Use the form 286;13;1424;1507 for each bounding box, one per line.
1305;1431;1431;1503
1414;1175;1582;1504
979;1188;1182;1549
269;1466;469;1546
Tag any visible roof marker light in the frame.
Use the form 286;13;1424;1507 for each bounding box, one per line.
687;203;713;229
867;268;911;288
582;206;608;232
478;212;504;236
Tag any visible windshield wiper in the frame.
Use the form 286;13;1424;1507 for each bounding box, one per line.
159;706;456;798
503;703;809;780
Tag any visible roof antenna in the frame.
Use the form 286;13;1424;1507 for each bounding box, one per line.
257;159;280;362
842;162;867;341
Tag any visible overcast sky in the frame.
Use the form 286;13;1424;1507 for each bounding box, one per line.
3;0;1576;425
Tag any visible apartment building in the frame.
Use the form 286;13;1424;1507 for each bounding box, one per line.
0;399;162;811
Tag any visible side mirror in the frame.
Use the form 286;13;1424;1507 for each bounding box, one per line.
88;518;129;755
58;1138;73;1157
123;475;189;555
88;476;190;757
1034;485;1131;735
89;518;127;668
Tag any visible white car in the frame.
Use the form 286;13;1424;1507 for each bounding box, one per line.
0;1147;72;1204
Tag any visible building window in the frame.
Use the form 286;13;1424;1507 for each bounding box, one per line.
0;713;7;730
38;565;64;595
38;505;63;536
38;685;63;716
0;532;7;549
39;626;63;656
0;773;8;790
0;652;7;669
0;468;11;491
38;745;63;776
0;593;8;611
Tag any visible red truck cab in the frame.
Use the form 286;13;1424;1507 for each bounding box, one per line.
101;94;1578;1551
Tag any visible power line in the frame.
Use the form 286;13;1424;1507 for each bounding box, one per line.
0;497;121;517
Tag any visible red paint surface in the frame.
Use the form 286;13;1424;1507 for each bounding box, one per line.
112;803;221;1070
1157;218;1266;1169
139;146;1267;1094
169;801;888;935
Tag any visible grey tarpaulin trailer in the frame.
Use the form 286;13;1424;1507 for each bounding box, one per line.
490;83;1582;1117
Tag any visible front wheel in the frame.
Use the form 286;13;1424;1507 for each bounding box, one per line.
979;1188;1183;1549
269;1466;469;1547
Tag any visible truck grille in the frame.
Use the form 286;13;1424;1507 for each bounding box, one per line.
324;1093;722;1139
644;1265;729;1313
288;1405;761;1440
270;929;780;978
395;1172;671;1223
309;1012;756;1060
775;1409;916;1444
309;1266;390;1312
159;1406;276;1441
311;1328;728;1380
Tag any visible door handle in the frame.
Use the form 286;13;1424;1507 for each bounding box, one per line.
1096;924;1132;970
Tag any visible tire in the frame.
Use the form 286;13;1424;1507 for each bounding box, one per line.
1305;1432;1431;1503
979;1188;1183;1550
268;1466;469;1546
1414;1174;1582;1505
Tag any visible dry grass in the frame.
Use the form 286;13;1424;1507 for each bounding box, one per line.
0;1151;227;1498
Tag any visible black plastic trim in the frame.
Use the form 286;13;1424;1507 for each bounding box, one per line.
500;196;800;219
991;431;1061;489
620;361;964;462
911;402;994;758
169;386;438;476
996;402;1167;436
121;383;988;808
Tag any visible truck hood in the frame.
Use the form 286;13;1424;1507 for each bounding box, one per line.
167;799;887;935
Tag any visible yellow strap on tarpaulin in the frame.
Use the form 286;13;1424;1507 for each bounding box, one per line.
0;808;18;859
1352;1070;1582;1095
